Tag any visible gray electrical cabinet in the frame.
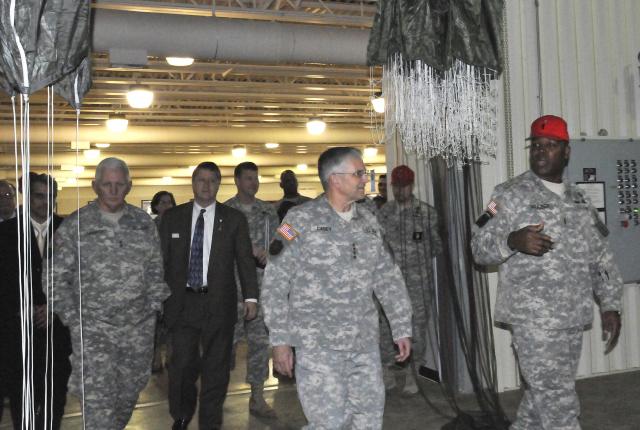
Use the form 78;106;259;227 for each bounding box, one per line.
566;139;640;283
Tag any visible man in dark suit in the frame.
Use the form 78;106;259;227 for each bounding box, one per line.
160;161;258;430
0;173;72;430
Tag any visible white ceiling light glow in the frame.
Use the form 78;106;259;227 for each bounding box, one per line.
232;145;247;158
166;57;194;67
95;143;111;149
371;94;385;113
83;149;101;160
306;117;326;135
127;85;154;109
363;146;378;157
264;142;279;149
106;114;128;133
296;163;308;171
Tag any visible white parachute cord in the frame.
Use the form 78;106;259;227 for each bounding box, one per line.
44;85;54;430
19;93;35;430
12;94;28;430
74;72;87;430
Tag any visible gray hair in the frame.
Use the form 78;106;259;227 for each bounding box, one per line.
317;147;361;191
95;157;131;183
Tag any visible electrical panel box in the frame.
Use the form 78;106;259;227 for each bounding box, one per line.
566;139;640;283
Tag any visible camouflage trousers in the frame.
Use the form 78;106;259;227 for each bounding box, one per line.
68;315;155;430
511;325;583;430
233;304;270;385
296;348;384;430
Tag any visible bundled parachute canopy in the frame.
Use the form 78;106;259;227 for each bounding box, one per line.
0;0;92;108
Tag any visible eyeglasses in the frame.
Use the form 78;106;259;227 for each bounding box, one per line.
528;141;564;152
0;192;15;199
333;169;370;178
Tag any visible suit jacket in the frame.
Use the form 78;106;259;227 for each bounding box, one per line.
160;201;258;329
0;213;63;320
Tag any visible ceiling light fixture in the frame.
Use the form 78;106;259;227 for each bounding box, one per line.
363;146;378;157
127;85;154;109
95;143;111;149
265;142;279;149
297;163;308;171
106;114;128;133
232;145;247;158
166;56;194;67
162;176;173;184
371;93;385;113
306;117;326;135
70;141;91;150
83;149;101;160
72;166;85;175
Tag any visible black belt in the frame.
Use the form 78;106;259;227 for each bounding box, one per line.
186;286;208;294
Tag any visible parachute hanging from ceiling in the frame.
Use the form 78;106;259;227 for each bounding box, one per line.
0;0;92;107
367;0;503;165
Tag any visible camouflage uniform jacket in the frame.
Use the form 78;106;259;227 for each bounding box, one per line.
52;202;170;328
224;196;279;259
377;196;442;282
261;195;413;351
471;170;623;329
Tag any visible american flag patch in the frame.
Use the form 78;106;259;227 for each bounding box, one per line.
487;200;498;216
277;223;298;241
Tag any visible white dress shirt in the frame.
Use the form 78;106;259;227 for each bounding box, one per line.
190;201;216;286
31;217;51;257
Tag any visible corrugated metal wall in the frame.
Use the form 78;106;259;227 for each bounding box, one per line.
488;0;640;391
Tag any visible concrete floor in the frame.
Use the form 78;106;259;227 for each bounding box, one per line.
2;342;640;429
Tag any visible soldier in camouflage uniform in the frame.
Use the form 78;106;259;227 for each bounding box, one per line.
262;147;413;429
224;161;279;418
377;165;442;395
51;158;170;430
471;116;623;430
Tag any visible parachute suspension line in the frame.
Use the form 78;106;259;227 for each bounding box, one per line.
9;0;29;89
44;85;55;430
18;93;35;430
74;88;87;430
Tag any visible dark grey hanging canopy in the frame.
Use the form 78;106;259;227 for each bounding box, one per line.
367;0;503;73
0;0;92;108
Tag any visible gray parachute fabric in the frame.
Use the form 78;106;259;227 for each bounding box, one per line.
0;0;91;108
367;0;503;72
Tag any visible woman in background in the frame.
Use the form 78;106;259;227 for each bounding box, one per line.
150;190;176;372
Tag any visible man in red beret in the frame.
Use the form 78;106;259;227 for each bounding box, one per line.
472;115;623;429
377;165;442;395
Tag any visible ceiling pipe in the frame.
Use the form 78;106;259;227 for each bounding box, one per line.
14;125;374;144
92;9;370;66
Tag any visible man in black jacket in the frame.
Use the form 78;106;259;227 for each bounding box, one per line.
0;173;71;430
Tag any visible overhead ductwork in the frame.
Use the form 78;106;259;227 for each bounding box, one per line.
92;9;370;66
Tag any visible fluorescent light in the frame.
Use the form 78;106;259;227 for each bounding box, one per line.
363;146;378;157
162;176;173;184
297;163;308;171
127;85;154;109
265;142;279;149
371;95;385;113
65;178;77;186
306;117;326;135
106;114;128;133
95;143;111;149
83;149;101;160
232;145;247;158
166;57;194;67
72;166;85;175
70;141;91;150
